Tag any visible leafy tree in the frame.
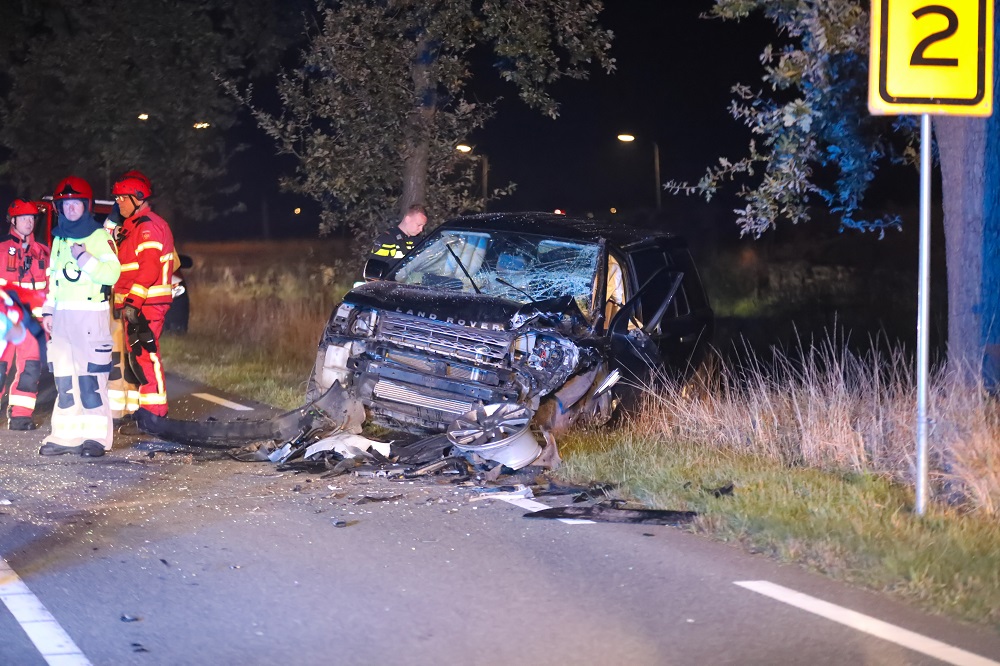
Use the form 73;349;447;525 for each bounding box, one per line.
0;0;299;231
234;0;614;238
668;0;999;385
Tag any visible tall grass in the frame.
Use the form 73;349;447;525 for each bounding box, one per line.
161;240;354;408
631;338;1000;514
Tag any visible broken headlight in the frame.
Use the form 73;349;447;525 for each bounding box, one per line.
350;308;379;337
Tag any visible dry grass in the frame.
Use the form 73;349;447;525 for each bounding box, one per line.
161;239;355;409
626;338;1000;514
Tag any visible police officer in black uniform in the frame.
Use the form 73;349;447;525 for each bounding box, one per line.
370;203;427;259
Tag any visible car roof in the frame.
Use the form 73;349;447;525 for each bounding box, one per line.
437;211;683;250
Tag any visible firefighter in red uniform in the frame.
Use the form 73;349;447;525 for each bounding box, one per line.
105;170;149;421
111;174;174;421
0;200;50;430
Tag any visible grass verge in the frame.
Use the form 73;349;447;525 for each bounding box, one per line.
557;427;1000;629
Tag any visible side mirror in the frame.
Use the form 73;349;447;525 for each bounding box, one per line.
363;257;389;281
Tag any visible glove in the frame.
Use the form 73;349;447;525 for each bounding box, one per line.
127;321;157;354
123;304;141;324
70;243;86;261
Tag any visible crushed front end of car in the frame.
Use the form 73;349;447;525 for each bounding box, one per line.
307;223;618;435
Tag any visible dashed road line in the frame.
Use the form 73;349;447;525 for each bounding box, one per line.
0;557;92;666
735;580;999;666
192;392;254;411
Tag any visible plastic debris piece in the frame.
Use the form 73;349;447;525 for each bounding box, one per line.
331;518;348;528
120;614;141;622
0;499;12;505
355;494;403;505
524;504;697;525
469;485;533;502
706;482;734;498
131;643;150;653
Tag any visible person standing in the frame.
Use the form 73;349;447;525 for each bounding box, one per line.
111;173;174;424
369;204;427;259
0;199;50;430
104;170;150;422
39;176;121;457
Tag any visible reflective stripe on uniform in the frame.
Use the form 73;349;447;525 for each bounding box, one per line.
51;413;109;440
8;394;36;410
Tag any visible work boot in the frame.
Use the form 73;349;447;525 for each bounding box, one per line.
39;442;82;456
8;416;36;431
80;440;106;457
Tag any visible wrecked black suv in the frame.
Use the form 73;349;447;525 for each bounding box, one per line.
307;212;713;434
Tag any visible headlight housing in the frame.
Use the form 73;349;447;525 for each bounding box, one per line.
349;308;379;337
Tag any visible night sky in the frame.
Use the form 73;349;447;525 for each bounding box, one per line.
468;0;771;215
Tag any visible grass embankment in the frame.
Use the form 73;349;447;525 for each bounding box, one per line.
161;239;354;409
161;241;1000;630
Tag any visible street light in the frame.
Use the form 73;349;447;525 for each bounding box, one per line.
456;144;489;212
617;133;661;210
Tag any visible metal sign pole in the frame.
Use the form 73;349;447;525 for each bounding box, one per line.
915;113;932;516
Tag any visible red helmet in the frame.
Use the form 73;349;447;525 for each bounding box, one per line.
53;176;94;207
112;173;152;201
121;170;152;192
7;199;40;224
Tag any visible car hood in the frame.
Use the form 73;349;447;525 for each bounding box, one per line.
346;281;589;333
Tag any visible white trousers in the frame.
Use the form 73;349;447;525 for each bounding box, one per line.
47;308;114;450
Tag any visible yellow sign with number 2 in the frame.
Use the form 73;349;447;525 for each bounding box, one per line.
869;0;993;115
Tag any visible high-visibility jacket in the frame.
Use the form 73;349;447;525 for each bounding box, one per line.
114;208;175;310
44;228;121;312
0;233;49;319
370;226;416;259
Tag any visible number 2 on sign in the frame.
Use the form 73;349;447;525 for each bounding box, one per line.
910;5;960;67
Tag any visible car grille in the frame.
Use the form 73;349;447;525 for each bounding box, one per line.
372;379;475;416
377;312;510;367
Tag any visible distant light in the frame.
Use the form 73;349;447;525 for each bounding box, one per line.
553;209;565;215
617;134;635;142
138;113;149;121
193;122;210;129
455;144;472;153
610;207;618;214
294;207;302;215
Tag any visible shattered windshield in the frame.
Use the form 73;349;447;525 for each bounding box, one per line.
393;229;601;315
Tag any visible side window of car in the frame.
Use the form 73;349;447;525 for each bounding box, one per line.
628;247;689;326
668;248;708;313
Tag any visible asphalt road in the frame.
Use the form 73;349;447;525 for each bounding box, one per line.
2;375;1000;665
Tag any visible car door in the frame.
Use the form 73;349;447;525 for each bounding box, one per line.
624;242;710;380
607;247;681;395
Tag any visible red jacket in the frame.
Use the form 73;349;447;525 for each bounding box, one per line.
113;208;175;310
0;233;49;318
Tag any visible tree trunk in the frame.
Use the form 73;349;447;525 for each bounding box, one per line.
401;36;434;218
935;46;1000;387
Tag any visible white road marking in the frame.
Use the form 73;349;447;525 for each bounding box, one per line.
735;580;1000;666
192;392;253;411
0;557;92;666
494;495;594;524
